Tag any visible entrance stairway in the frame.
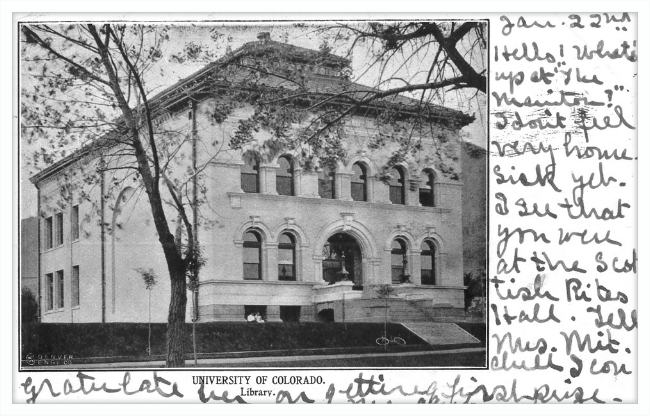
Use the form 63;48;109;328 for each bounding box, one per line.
334;297;481;346
402;322;481;345
339;298;465;323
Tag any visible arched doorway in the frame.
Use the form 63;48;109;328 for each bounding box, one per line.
322;233;363;289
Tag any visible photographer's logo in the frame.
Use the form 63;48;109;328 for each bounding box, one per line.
24;353;73;366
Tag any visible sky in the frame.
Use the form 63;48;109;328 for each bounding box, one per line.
19;21;487;219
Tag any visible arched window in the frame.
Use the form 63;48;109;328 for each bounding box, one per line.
420;240;436;285
318;165;336;199
276;155;293;196
391;239;408;284
388;166;405;205
278;233;295;281
243;231;262;280
241;157;259;193
419;170;435;207
351;163;367;202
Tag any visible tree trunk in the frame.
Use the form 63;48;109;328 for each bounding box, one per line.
166;265;187;367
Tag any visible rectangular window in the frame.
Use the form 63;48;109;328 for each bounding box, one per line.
280;306;301;322
421;269;434;285
55;212;64;246
241;173;259;193
46;273;54;311
419;188;433;207
351;183;365;202
72;266;80;307
44;217;53;250
244;305;267;321
389;185;404;205
243;246;261;280
56;270;64;309
276;176;292;196
391;253;404;284
278;246;295;281
71;205;79;241
278;264;295;281
318;178;334;199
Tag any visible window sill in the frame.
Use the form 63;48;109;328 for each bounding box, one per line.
227;192;451;213
199;279;314;286
42;245;64;254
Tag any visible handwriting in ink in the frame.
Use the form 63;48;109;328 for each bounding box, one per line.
491;351;564;372
491;276;559;302
531;251;586;273
497;225;550;258
595;249;637;273
493;332;548;354
494;110;567;130
495;43;557;63
571;162;617;204
558;198;629;221
596;278;628;303
573;40;637;62
561;329;620;354
20;372;183;404
586;305;637;331
491;303;561;325
558;228;621;246
500;15;556;36
196;384;247;403
492;91;604;108
563;132;632;160
447;376;604;404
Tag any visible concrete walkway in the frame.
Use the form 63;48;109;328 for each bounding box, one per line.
28;347;485;369
401;322;481;345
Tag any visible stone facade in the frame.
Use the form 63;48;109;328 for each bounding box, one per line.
31;37;477;324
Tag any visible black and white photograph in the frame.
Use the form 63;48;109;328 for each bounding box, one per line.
5;5;646;410
18;20;487;370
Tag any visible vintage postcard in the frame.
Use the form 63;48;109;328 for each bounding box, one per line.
4;3;648;414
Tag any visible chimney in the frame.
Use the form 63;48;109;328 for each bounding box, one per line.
257;32;271;43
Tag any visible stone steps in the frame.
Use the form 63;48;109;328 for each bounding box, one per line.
340;298;464;323
401;322;481;345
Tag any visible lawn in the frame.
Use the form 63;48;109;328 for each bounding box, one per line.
21;322;427;360
199;351;487;368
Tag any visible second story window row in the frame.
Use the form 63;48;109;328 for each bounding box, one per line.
237;155;441;207
43;204;81;250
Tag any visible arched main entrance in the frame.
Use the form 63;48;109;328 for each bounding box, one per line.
322;233;363;289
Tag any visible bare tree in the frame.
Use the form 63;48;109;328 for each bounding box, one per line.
21;23;219;367
21;21;486;367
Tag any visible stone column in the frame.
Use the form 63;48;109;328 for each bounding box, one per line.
336;172;353;201
293;167;303;196
259;164;278;195
265;242;279;281
410;249;422;285
266;305;282;322
232;241;245;280
300;170;320;198
373;178;392;204
408;179;421;206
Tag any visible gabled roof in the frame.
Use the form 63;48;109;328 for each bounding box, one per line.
30;35;473;184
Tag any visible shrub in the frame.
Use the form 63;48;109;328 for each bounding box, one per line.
21;288;39;324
